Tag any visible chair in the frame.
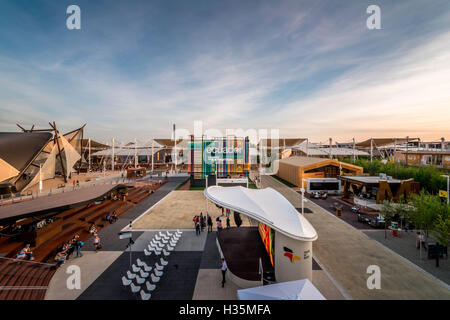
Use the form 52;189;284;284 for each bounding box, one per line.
142;262;152;272
140;269;149;278
149;241;159;248
122;276;132;286
160;238;168;244
169;240;177;247
127;270;136;280
137;258;145;267
159;231;169;239
144;248;152;256
130;282;140;293
146;281;156;291
166;245;174;251
136;275;145;284
160;257;168;266
132;264;141;273
151;273;160;283
140;289;151;300
155;262;164;271
166;231;173;236
163;249;170;256
154;234;162;241
154;269;163;277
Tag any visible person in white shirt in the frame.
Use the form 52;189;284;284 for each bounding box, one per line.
221;258;227;288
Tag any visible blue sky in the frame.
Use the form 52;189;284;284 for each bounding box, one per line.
0;0;449;143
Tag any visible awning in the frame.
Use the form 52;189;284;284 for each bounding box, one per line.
204;186;317;241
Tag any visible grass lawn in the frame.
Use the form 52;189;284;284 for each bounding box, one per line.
190;186;205;190
175;177;190;190
271;175;296;188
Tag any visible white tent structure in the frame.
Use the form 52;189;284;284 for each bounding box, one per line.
294;141;369;157
204;186;317;283
237;279;326;300
204;186;316;241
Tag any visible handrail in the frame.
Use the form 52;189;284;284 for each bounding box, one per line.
0;256;57;267
0;174;133;206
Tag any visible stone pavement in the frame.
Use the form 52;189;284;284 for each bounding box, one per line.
45;251;123;300
255;173;450;300
363;229;449;286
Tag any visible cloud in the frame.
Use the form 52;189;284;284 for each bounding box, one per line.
0;0;449;143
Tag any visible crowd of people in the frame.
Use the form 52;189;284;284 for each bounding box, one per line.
53;234;85;264
105;210;119;224
192;208;233;235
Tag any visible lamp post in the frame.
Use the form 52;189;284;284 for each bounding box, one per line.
300;178;308;215
205;174;209;215
442;175;449;205
300;187;305;215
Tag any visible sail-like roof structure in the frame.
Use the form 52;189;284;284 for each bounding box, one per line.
204;186;317;241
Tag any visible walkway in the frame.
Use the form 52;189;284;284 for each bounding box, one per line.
256;173;450;300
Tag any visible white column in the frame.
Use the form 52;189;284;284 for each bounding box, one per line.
39;164;43;192
442;175;450;205
151;139;154;172
329;138;332;159
370;138;373;162
112;137;115;172
205;175;209;214
394;138;397;163
134;138;138;168
88;138;91;172
306;138;309;157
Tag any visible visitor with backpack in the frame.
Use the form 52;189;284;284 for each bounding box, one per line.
75;236;84;258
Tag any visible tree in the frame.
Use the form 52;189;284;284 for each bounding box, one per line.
408;191;441;237
432;213;450;247
380;200;396;239
431;210;450;267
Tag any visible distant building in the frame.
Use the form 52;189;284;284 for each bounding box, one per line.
276;156;363;188
188;136;250;187
394;150;450;168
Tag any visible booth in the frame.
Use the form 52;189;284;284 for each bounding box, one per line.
126;167;146;178
204;186;318;286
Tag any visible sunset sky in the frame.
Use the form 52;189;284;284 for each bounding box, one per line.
0;0;449;144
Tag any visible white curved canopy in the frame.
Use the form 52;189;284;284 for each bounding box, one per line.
204;186;317;241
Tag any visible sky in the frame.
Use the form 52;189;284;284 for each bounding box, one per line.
0;0;449;144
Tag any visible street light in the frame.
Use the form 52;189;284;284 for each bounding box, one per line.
300;178;308;216
300;187;305;215
442;175;449;205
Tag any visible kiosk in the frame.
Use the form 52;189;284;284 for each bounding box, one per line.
204;186;318;286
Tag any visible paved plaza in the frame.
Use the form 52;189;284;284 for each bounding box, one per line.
132;190;252;230
254;173;450;300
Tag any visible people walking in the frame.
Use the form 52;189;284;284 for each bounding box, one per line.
207;215;213;233
221;258;227;288
75;237;84;258
217;219;222;232
195;220;201;236
226;216;230;228
94;234;101;252
199;213;204;232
